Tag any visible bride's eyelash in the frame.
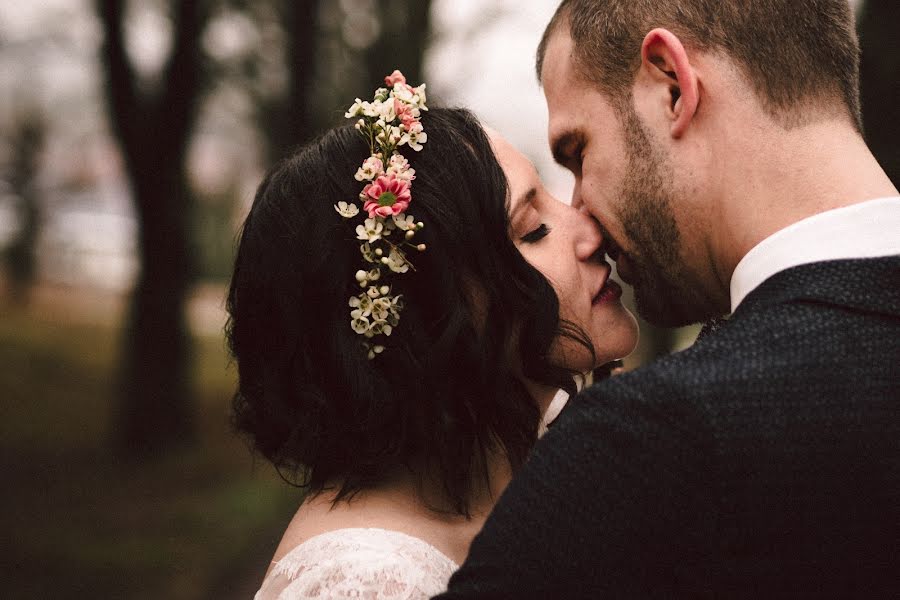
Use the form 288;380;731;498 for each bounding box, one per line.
521;223;550;243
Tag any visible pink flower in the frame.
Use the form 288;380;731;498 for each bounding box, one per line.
406;120;424;135
384;70;407;87
362;174;411;218
355;155;385;181
394;98;419;129
387;154;415;182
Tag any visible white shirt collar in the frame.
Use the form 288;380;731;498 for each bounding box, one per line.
730;196;900;312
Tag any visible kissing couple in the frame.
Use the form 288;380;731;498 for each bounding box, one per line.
229;1;900;598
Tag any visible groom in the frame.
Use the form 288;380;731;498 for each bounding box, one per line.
437;1;899;598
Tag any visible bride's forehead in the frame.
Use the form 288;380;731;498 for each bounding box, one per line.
486;130;530;170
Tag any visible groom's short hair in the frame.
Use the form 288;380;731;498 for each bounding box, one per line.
537;0;862;131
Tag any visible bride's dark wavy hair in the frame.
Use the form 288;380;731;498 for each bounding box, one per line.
226;108;592;516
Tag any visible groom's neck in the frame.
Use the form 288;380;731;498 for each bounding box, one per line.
711;117;897;278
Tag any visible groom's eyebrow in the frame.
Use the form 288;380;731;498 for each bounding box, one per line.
551;131;580;166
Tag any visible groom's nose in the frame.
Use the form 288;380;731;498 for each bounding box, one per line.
571;181;584;211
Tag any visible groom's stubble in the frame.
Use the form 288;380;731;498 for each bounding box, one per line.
613;105;722;327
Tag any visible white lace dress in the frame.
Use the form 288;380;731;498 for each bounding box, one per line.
254;528;460;599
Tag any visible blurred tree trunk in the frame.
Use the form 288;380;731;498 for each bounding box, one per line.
5;109;45;305
858;0;900;187
97;0;212;457
268;0;320;160
237;0;320;163
367;0;432;87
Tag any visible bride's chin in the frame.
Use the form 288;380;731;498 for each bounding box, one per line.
591;314;640;368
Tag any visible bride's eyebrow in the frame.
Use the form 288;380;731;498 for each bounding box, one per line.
510;187;537;223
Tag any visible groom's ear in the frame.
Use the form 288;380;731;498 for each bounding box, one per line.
638;28;699;139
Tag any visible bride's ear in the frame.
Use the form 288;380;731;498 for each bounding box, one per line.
639;28;700;139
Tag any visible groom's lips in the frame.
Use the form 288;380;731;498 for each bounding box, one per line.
597;230;630;289
606;243;635;286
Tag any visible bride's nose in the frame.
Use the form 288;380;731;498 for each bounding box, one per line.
572;206;604;261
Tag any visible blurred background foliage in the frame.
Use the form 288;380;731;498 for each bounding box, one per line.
0;0;894;597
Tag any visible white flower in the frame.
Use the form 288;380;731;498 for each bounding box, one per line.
334;201;360;218
361;101;380;118
387;154;415;182
388;153;409;171
388;295;403;326
349;294;373;317
392;214;415;231
360;243;376;263
400;121;427;151
413;83;427;107
382;101;398;123
366;286;381;299
370;321;393;337
386;248;409;273
392;82;427;109
392;83;411;101
402;132;427;151
371;297;392;321
344;98;364;118
351;315;371;335
354;156;384;182
356;218;384;242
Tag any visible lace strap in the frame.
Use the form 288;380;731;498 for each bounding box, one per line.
256;528;458;600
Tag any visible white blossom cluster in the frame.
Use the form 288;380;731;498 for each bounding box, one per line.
333;70;429;359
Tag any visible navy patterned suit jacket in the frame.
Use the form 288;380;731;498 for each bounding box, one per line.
437;257;900;599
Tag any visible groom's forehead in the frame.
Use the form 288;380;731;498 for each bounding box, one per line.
540;25;582;101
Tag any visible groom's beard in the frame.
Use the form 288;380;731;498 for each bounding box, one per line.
615;111;719;328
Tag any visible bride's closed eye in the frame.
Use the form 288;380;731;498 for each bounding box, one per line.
521;223;551;243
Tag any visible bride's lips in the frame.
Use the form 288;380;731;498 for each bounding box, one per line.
591;265;623;305
592;279;623;305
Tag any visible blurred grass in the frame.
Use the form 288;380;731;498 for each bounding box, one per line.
0;306;300;599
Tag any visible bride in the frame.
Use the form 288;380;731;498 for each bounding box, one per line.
226;71;638;598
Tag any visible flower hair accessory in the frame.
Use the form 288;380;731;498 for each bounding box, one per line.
337;70;428;359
